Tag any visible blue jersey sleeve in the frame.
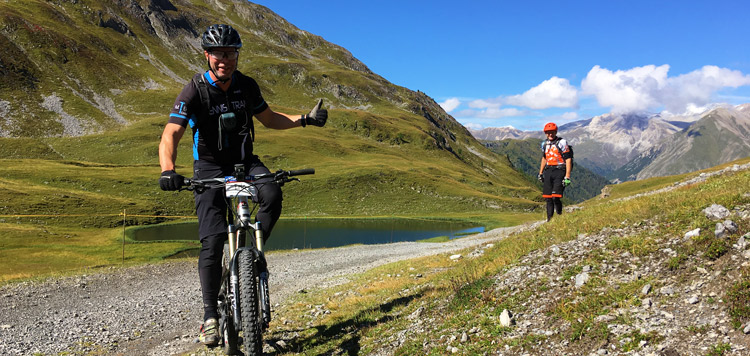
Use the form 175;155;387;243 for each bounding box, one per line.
168;80;199;127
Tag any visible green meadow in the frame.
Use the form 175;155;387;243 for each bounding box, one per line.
0;106;544;283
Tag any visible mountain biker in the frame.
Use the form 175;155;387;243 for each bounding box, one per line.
157;24;327;346
537;122;572;222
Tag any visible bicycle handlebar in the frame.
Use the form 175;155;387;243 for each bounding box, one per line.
182;168;315;191
288;168;315;177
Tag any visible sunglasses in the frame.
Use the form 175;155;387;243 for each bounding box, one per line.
208;50;240;60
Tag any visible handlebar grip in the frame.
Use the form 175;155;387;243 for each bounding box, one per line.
288;168;315;176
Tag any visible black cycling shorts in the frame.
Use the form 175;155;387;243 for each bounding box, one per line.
542;166;565;199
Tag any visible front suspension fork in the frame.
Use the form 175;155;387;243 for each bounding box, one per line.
226;221;269;330
253;221;272;329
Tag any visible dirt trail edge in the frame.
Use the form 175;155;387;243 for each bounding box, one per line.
0;224;531;356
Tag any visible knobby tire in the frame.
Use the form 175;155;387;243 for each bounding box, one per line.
221;244;239;355
238;248;262;355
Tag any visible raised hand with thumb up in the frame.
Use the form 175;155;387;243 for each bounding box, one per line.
301;99;327;127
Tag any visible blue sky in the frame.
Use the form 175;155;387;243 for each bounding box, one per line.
251;0;750;131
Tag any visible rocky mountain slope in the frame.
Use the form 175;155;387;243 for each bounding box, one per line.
556;113;683;177
0;0;397;136
614;106;750;181
470;126;536;141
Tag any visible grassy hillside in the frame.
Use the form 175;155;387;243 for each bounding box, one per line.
483;138;610;203
0;109;542;282
251;158;750;355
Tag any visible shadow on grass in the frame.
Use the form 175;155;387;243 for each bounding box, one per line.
267;290;426;355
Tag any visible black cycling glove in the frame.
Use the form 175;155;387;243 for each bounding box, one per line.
159;170;185;191
301;99;327;127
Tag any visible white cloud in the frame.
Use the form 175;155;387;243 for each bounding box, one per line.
439;97;461;112
560;111;579;121
483;107;524;118
505;76;579;109
581;65;668;113
455;106;525;119
664;65;750;113
468;98;502;109
453;98;524;119
462;122;483;130
581;64;750;114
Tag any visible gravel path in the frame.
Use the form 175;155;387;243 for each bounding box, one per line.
0;224;530;356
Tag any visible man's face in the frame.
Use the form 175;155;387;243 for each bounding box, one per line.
545;130;557;139
205;47;239;81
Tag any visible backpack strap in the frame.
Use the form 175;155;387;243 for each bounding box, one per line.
234;73;256;143
544;137;561;152
549;137;573;162
192;74;210;114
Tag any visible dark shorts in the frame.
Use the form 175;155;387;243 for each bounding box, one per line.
543;166;565;198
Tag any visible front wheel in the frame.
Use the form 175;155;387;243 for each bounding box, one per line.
237;248;262;355
220;244;239;354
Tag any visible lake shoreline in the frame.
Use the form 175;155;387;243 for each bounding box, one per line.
129;217;487;252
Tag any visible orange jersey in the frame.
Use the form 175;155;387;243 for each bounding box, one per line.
542;138;571;167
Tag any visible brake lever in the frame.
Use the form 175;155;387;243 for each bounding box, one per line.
179;181;203;193
274;177;298;187
179;186;197;193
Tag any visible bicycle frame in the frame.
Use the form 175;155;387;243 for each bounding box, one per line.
225;180;263;257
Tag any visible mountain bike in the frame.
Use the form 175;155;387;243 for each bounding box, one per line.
183;164;314;355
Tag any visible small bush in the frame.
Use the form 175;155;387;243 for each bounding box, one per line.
450;276;494;309
621;330;664;352
704;239;729;260
561;265;583;282
666;254;688;270
706;342;732;356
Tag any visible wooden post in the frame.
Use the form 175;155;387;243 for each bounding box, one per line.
122;209;126;264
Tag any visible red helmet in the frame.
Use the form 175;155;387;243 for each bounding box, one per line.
543;122;558;132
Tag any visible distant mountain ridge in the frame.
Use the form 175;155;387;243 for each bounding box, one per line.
613;105;750;181
471;104;750;181
469;126;535;141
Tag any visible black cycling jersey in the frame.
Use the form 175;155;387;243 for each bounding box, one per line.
168;70;269;165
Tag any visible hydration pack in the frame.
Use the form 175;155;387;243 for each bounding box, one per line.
192;73;256;145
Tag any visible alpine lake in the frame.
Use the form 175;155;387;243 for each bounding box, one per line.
128;218;484;257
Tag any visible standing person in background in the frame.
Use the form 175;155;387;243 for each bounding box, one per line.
157;24;327;346
537;122;572;222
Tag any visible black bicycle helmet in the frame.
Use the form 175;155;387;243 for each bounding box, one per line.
201;24;242;49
